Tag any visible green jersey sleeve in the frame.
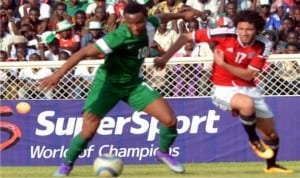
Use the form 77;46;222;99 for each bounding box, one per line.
94;23;130;54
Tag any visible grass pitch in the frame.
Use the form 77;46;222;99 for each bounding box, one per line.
0;161;299;178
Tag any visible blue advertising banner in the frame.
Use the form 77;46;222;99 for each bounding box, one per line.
0;97;299;166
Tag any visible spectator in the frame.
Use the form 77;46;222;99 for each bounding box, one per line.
185;0;219;26
9;35;37;61
19;23;39;50
270;0;284;19
73;64;98;98
270;0;284;14
52;50;74;99
85;6;111;33
86;0;115;18
155;0;184;32
286;30;299;48
114;0;126;19
144;0;162;15
66;0;89;19
0;0;20;19
257;0;282;30
39;31;72;61
114;0;131;25
80;21;105;59
217;1;237;21
73;10;87;36
48;2;72;31
14;45;27;61
261;30;279;51
85;0;117;32
291;7;300;32
56;20;81;53
20;7;46;34
283;0;297;12
59;50;71;60
0;49;18;99
18;0;50;33
18;53;53;99
273;43;300;95
0;6;19;35
277;16;295;41
155;0;184;14
153;23;180;53
0;21;13;53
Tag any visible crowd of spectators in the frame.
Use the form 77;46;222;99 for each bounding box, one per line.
0;0;299;99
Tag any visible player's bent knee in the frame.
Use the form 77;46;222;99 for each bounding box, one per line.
232;95;255;115
161;117;177;128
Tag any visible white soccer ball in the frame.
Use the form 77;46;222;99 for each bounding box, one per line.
93;154;123;177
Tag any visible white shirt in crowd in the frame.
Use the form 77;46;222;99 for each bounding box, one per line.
18;3;51;20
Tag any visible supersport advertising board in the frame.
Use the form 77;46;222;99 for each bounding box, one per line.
0;97;299;166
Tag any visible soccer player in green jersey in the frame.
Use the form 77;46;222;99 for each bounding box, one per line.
39;2;199;176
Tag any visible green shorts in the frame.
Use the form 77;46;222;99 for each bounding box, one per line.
83;69;161;117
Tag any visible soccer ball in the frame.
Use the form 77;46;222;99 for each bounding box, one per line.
93;154;123;177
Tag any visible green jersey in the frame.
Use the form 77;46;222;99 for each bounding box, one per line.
94;16;160;84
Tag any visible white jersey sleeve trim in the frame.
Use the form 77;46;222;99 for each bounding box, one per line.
95;38;112;54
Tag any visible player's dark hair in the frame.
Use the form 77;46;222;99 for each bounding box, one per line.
233;10;265;32
124;2;148;17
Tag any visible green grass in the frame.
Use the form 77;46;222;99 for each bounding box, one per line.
1;161;299;178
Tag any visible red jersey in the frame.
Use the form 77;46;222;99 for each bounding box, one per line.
194;28;272;86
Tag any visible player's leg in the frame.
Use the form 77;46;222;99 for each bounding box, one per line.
230;93;273;159
251;92;293;173
54;113;102;176
127;81;185;173
257;118;293;173
212;86;273;159
143;98;185;173
54;71;121;176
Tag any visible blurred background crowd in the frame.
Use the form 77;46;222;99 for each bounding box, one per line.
0;0;299;99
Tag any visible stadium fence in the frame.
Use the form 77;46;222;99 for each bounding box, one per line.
0;54;299;100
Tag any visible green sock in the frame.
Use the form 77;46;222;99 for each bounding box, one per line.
159;125;177;153
65;134;89;164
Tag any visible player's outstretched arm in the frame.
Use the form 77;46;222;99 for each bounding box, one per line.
154;32;193;70
39;44;100;91
157;9;203;24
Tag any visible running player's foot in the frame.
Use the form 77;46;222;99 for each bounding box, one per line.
156;150;185;173
53;163;73;176
264;164;293;173
249;140;274;159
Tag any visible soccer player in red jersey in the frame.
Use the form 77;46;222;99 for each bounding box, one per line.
154;10;293;173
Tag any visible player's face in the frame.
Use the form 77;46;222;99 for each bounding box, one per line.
236;22;257;46
125;12;147;36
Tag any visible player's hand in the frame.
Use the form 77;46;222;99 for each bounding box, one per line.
38;72;61;91
181;9;200;21
214;49;225;66
153;57;167;71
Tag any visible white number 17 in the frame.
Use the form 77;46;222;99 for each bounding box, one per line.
235;52;247;64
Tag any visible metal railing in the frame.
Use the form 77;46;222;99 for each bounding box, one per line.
1;54;299;100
